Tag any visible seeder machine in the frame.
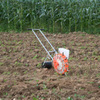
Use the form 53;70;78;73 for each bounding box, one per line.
28;29;70;75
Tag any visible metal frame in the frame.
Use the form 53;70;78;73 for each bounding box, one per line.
28;29;57;61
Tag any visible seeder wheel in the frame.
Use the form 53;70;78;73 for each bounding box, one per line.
53;53;69;74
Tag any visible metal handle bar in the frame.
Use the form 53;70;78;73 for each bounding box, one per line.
28;28;57;60
27;28;44;30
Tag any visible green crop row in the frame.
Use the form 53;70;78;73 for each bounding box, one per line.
0;0;100;33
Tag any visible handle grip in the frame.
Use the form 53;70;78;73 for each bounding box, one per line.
27;28;32;30
27;28;44;30
40;29;44;30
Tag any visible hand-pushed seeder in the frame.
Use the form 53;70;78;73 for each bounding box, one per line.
28;29;70;74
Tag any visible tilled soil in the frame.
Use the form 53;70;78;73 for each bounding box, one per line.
0;31;100;100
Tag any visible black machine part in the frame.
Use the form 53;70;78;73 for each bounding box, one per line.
42;61;52;69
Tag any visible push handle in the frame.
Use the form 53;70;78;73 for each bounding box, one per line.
27;28;44;30
27;28;57;60
27;28;32;30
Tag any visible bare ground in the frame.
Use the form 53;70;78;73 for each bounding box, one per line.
0;31;100;100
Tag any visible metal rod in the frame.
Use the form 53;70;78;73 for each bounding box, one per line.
39;29;57;54
27;28;44;30
32;29;53;60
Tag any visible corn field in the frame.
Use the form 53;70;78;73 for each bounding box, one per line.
0;0;100;33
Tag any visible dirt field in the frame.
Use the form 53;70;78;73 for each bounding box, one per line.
0;31;100;100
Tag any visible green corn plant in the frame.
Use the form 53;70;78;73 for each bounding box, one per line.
12;0;17;32
75;5;77;32
68;0;72;32
0;0;100;33
52;1;55;33
14;12;16;31
31;0;34;28
7;0;10;31
33;0;37;28
88;7;92;33
80;6;83;32
20;1;23;32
